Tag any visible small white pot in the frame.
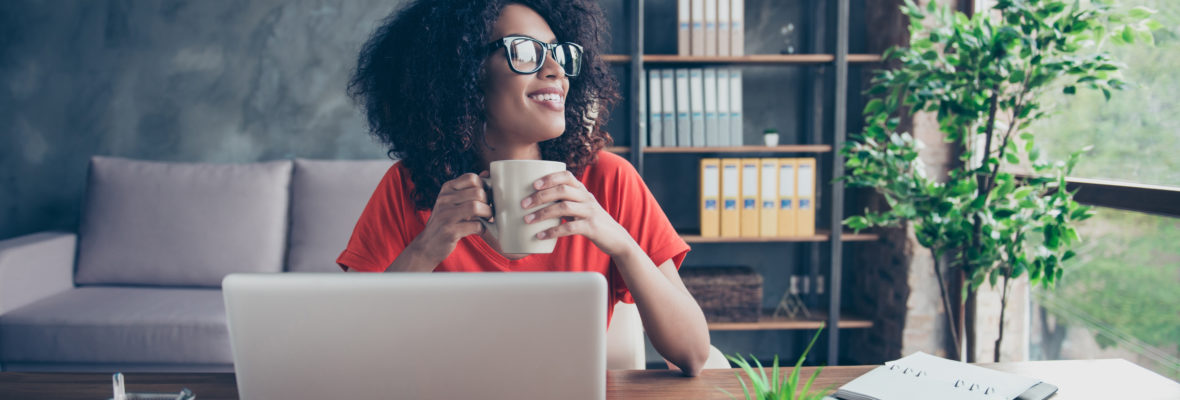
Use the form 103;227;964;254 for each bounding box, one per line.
763;133;780;147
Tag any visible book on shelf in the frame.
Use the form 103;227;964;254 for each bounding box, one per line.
660;69;677;147
689;68;705;147
647;69;662;147
836;352;1058;400
699;158;721;237
704;0;717;56
731;0;744;56
739;158;759;237
678;0;690;56
675;68;691;147
777;158;798;237
720;158;740;237
729;69;744;146
796;158;816;236
716;68;732;146
759;158;778;237
703;69;719;147
691;0;705;56
718;0;731;56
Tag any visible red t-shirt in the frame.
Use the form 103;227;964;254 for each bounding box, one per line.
336;151;690;323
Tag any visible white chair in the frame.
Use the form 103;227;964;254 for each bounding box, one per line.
606;302;731;370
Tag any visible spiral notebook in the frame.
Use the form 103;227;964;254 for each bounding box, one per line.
834;352;1058;400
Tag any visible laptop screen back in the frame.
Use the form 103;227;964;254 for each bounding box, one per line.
223;272;606;400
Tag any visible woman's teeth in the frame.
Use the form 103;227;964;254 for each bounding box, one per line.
529;93;563;103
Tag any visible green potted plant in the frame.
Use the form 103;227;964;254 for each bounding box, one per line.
720;325;831;400
841;0;1156;362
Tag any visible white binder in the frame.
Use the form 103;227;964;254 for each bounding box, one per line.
704;0;717;56
676;69;691;147
703;69;719;147
717;68;731;146
689;68;705;147
647;69;662;148
691;0;705;56
731;0;744;56
661;69;677;147
718;0;731;56
678;0;690;56
729;69;744;146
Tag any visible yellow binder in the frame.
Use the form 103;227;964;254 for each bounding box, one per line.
777;158;798;237
740;158;760;237
700;158;721;237
720;158;741;237
796;158;817;236
759;158;779;237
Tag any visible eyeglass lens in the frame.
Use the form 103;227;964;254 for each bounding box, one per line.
507;38;581;76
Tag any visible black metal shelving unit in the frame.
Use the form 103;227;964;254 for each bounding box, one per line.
612;0;864;365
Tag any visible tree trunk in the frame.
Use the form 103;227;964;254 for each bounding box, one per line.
965;287;978;363
950;268;967;361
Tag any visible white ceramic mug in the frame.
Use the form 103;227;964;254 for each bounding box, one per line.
481;159;567;254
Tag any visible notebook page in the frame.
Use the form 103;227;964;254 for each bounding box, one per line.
836;365;1005;400
835;352;1041;400
899;352;1040;399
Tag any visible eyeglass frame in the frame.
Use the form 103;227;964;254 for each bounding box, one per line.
486;35;584;77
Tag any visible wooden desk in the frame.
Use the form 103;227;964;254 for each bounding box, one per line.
0;359;1176;399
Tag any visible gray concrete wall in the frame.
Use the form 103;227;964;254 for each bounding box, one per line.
0;0;399;240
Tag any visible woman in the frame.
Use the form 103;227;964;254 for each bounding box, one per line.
339;0;710;375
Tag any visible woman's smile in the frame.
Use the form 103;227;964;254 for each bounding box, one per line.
527;86;565;112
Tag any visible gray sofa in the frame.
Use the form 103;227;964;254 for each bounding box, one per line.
0;156;668;372
0;156;396;372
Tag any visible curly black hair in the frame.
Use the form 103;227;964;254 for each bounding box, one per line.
348;0;620;211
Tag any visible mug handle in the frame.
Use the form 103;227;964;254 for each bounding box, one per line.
479;176;498;240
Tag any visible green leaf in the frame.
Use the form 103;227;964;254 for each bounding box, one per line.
1008;69;1026;83
1005;152;1020;164
864;99;884;115
1012;186;1035;199
1128;6;1156;20
1063;85;1076;95
1122;25;1135;43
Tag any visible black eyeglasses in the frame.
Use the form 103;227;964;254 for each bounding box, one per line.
487;35;583;77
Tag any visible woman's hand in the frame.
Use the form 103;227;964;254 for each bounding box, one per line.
410;172;493;265
522;171;635;257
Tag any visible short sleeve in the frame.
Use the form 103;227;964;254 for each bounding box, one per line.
336;164;416;272
585;152;690;304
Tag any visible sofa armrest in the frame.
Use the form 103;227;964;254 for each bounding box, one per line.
0;232;77;314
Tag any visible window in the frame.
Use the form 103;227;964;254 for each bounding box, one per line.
1029;208;1180;380
1017;0;1180;381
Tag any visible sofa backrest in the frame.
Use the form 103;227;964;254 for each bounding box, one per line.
286;158;393;273
75;156;293;287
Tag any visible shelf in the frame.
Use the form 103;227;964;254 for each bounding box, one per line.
643;145;832;154
602;54;883;65
708;311;873;331
681;230;879;243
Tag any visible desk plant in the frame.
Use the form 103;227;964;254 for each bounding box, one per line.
841;0;1155;362
720;325;830;400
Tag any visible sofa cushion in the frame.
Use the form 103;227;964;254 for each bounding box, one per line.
286;158;393;272
76;157;292;287
0;287;231;365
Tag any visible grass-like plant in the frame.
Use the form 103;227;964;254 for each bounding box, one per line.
719;324;830;400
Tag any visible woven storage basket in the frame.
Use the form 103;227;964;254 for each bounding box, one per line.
680;266;762;322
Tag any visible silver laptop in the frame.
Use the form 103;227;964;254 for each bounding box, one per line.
222;272;606;400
